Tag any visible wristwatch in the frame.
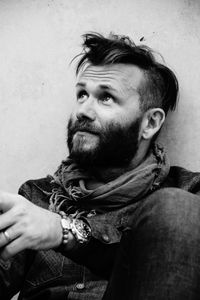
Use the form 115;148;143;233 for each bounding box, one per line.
70;218;92;243
60;211;91;244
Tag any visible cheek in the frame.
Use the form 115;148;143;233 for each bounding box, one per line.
96;108;121;124
69;111;77;122
97;104;140;125
121;109;142;128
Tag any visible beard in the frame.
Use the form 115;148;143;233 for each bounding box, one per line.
67;116;141;168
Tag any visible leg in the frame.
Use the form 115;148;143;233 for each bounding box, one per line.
103;188;200;300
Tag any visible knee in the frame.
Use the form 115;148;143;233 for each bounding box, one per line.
136;188;200;242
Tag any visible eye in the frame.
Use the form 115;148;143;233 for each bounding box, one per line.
77;90;88;102
100;93;114;104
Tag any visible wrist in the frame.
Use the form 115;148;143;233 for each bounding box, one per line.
53;212;63;248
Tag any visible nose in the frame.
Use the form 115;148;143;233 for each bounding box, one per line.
75;97;96;121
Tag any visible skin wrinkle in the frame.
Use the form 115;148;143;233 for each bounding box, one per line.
77;65;143;97
76;80;136;99
76;82;120;94
77;76;137;95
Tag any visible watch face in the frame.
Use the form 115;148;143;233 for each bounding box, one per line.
74;219;91;239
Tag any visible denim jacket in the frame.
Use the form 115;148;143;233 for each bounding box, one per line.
1;166;200;300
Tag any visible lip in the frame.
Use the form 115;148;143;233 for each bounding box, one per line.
75;129;98;134
75;130;98;136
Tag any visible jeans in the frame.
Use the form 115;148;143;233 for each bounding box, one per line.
103;188;200;300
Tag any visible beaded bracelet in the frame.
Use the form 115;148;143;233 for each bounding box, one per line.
58;210;72;245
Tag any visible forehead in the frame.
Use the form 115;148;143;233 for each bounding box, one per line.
77;64;144;92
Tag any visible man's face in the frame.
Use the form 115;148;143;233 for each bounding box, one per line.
67;64;144;167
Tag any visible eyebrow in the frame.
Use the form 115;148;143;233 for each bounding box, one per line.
76;82;118;92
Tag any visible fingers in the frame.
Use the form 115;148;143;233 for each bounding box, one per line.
0;191;18;212
0;222;30;260
0;225;20;248
0;194;64;258
0;209;16;232
3;231;12;243
0;193;31;231
0;231;11;248
0;236;27;260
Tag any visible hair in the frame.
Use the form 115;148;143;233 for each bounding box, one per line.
75;32;179;115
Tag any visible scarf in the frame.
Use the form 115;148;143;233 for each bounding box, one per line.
49;143;170;216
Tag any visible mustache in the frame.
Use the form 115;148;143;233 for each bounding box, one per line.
68;119;100;135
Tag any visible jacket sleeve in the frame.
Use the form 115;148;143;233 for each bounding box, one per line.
18;179;122;278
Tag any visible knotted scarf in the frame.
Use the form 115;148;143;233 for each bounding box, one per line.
49;143;170;216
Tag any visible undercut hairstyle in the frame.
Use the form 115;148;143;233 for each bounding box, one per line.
75;32;179;115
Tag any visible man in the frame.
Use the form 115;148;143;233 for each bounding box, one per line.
1;32;200;300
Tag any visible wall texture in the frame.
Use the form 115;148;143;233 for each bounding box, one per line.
1;0;200;193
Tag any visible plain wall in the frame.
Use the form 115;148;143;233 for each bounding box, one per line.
1;0;200;193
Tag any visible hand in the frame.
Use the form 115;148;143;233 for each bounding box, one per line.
0;191;64;260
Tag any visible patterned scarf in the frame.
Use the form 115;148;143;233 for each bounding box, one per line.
49;143;170;216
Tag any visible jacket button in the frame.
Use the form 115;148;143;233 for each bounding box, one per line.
102;234;110;242
76;283;85;290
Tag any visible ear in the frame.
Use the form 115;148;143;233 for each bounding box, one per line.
141;108;165;140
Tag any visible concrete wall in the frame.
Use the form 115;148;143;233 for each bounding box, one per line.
1;0;200;193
